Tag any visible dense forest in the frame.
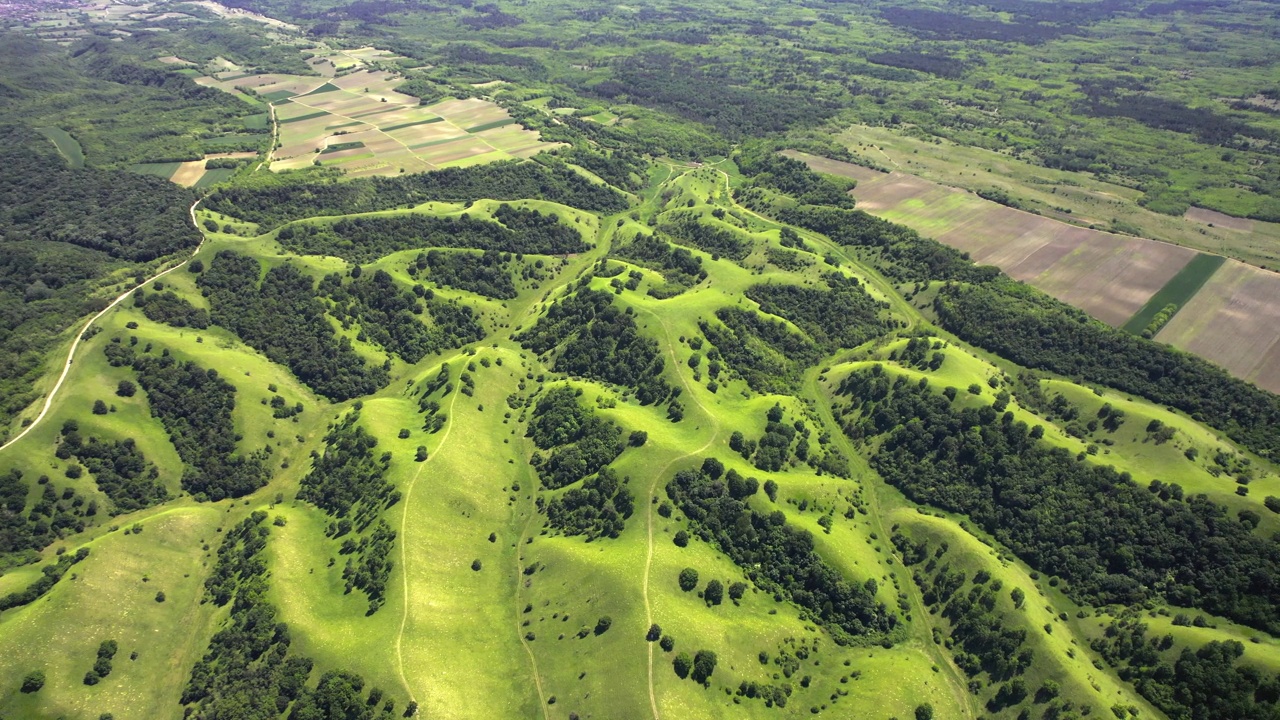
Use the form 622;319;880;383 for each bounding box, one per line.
275;205;587;264
413;250;517;300
204;161;628;229
836;366;1280;634
0;129;202;435
121;348;269;501
933;282;1280;460
319;269;484;364
198;252;389;401
517;285;672;405
666;460;896;644
528;387;634;539
745;275;889;353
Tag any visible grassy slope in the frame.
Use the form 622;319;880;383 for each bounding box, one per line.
0;155;1275;720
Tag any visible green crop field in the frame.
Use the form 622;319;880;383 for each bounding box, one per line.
35;127;84;168
1121;253;1226;335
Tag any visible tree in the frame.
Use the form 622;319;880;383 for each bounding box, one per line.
728;582;747;601
404;700;419;717
1011;587;1025;609
629;430;648;447
155;591;166;602
660;635;675;652
116;380;136;397
915;703;934;720
21;670;45;693
189;259;204;273
93;399;109;415
595;616;612;635
763;479;778;502
647;624;662;641
673;653;692;679
416;446;428;462
679;568;699;591
691;650;717;683
673;530;689;547
1266;496;1280;514
704;579;724;606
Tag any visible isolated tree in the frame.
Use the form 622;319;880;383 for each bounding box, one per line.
660;635;675;652
116;380;137;397
1011;587;1026;609
704;579;724;606
594;616;612;635
646;624;662;642
93;399;108;415
691;650;717;683
728;582;747;601
673;653;692;679
673;530;689;548
915;703;934;720
189;259;204;273
628;430;648;447
679;568;699;592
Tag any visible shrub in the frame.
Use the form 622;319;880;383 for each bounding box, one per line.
20;670;44;693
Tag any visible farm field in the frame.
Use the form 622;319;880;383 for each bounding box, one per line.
1155;260;1280;393
197;63;561;176
826;126;1280;271
788;150;1280;393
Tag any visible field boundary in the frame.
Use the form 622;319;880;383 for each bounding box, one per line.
1121;253;1226;335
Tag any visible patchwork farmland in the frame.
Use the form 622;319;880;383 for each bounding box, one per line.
196;57;562;177
786;151;1280;394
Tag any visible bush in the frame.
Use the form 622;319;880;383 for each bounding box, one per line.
20;670;44;693
594;616;612;635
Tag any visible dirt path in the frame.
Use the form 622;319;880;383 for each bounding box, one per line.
394;383;462;703
640;306;719;720
0;199;206;454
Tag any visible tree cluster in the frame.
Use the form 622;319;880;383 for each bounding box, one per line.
516;286;673;405
837;366;1280;633
204;161;627;229
124;348;269;501
134;289;210;329
666;462;896;643
199;251;388;401
412;250;517;300
57;422;168;513
527;385;626;491
299;412;401;614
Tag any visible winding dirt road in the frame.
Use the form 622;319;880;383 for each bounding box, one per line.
0;199;206;454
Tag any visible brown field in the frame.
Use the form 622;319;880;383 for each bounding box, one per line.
788;151;1280;393
781;150;883;183
169;160;207;187
1155;261;1280;394
1185;206;1256;232
838;168;1198;326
